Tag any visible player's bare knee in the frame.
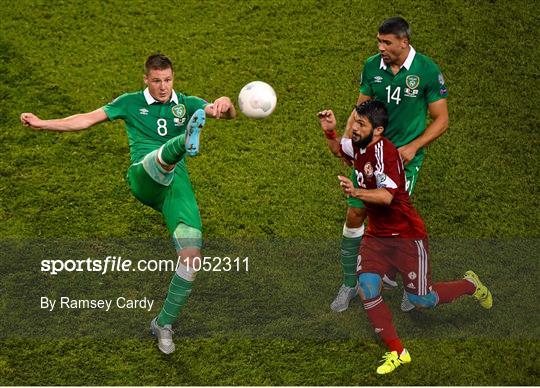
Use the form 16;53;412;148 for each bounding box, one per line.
358;273;382;301
345;207;367;228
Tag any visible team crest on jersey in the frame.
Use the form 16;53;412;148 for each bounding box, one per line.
406;75;420;90
364;162;374;178
172;104;186;118
408;272;417;280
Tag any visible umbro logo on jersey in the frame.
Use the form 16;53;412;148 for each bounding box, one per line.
374;76;383;83
139;108;149;115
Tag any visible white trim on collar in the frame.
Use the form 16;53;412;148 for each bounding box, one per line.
143;88;179;105
379;46;416;70
143;88;156;104
401;46;416;70
171;91;179;104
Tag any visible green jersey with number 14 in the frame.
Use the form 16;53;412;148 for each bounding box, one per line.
359;46;448;158
103;88;208;163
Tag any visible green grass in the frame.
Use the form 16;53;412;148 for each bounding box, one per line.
1;0;539;385
1;338;537;385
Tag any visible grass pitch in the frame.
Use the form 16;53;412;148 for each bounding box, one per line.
0;0;538;385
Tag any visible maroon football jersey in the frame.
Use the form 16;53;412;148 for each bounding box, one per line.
340;137;427;238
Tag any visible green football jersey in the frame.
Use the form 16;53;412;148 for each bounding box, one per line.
103;88;208;163
359;46;448;156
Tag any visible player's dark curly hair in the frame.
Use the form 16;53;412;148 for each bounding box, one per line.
145;53;173;74
355;100;388;130
379;16;411;41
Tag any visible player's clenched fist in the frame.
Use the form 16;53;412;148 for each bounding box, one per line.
338;175;356;197
20;113;43;130
317;109;337;133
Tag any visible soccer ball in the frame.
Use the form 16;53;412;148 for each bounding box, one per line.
238;81;277;119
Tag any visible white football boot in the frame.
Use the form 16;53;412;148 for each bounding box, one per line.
330;284;357;312
151;317;175;354
400;290;416;312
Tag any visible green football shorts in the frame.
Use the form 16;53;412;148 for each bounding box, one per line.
126;156;202;235
347;153;424;209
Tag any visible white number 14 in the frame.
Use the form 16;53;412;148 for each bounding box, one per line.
385;86;401;105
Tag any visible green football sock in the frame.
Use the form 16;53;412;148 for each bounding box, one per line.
160;134;186;165
340;235;362;288
156;273;193;327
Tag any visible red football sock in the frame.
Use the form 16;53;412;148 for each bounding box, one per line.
433;280;475;304
363;296;403;353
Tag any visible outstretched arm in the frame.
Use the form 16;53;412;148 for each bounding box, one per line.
20;108;108;132
205;96;236;119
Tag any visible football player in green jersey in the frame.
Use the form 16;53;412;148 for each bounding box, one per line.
323;17;449;313
21;53;236;354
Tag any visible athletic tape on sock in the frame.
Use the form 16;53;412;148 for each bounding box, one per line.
142;149;174;186
176;262;198;281
342;224;365;238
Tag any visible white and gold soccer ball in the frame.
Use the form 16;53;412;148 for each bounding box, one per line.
238;81;277;119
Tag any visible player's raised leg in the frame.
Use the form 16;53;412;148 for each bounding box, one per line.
409;271;492;309
184;109;206;156
399;240;492;310
158;109;206;168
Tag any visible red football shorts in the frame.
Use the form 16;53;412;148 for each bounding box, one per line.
358;236;433;296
